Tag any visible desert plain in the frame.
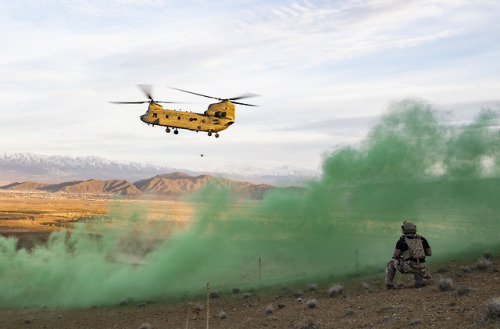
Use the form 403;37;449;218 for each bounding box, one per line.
0;190;499;329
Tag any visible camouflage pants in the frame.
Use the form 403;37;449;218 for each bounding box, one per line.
385;259;431;285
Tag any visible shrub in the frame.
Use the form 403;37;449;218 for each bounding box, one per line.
241;292;252;299
232;288;240;294
328;284;344;297
476;258;492;270
300;319;315;329
308;284;317;292
209;290;221;298
437;278;454;292
266;304;273;315
485;297;500;321
307;299;317;309
456;285;470;296
219;311;227;319
139;324;151;329
483;250;493;259
293;290;304;298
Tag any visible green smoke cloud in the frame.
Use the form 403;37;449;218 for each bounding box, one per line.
1;99;500;308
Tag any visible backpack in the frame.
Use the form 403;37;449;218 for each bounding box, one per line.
402;235;426;262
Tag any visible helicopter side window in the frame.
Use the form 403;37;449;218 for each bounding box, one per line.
153;113;157;118
166;115;169;118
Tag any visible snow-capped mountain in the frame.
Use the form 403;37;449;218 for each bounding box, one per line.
0;153;320;186
0;153;180;183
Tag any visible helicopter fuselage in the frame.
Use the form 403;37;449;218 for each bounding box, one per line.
141;101;235;135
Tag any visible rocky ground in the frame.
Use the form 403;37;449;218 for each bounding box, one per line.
1;192;500;328
1;254;499;329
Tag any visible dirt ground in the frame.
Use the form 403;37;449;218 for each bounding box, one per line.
1;191;500;329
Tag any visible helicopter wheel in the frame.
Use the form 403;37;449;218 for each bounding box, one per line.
166;128;171;133
215;133;219;138
208;132;212;136
174;130;179;135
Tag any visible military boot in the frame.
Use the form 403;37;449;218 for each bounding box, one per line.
414;274;422;288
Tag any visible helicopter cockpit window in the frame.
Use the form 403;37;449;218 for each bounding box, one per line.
214;111;227;118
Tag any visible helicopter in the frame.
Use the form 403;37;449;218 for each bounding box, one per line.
111;85;258;138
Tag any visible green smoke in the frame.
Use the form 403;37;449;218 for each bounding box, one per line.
1;98;500;308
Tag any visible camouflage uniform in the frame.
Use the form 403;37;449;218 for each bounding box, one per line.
385;234;431;287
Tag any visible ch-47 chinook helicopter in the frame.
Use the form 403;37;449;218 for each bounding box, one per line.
111;85;258;138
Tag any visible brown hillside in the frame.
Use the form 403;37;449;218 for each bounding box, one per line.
134;173;273;199
0;173;277;199
58;179;141;195
41;181;84;192
135;173;221;196
0;181;50;190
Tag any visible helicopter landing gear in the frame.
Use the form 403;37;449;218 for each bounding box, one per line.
208;132;212;136
215;133;219;138
165;127;171;133
174;129;179;135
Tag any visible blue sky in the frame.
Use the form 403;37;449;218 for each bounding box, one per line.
1;0;499;175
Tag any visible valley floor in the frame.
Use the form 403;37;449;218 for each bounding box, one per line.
1;191;499;328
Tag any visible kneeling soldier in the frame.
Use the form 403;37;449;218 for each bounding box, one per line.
385;221;432;290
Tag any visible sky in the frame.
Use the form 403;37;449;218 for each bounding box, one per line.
1;0;500;176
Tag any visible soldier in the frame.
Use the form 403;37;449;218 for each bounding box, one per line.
385;221;432;290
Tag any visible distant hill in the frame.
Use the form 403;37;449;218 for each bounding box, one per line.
0;172;277;200
0;152;319;186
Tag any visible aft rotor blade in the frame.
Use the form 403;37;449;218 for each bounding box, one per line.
168;86;222;101
229;93;259;101
138;84;153;101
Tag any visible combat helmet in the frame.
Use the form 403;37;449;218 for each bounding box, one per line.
401;221;417;234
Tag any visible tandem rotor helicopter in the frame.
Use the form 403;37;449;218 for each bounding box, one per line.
111;85;258;138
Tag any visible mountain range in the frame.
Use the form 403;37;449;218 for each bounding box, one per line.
0;152;319;186
0;172;280;200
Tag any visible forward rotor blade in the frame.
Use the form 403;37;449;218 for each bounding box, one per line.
232;101;258;107
168;86;222;101
109;101;149;104
110;100;182;104
138;84;153;101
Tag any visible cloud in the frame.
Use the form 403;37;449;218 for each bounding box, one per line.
1;0;499;173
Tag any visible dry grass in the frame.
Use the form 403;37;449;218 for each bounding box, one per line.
475;257;492;270
485;297;500;321
456;285;471;296
328;284;344;297
306;299;317;309
437;278;454;292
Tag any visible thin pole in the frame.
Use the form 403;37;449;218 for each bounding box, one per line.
259;257;262;286
185;303;191;329
355;250;358;273
206;282;210;329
